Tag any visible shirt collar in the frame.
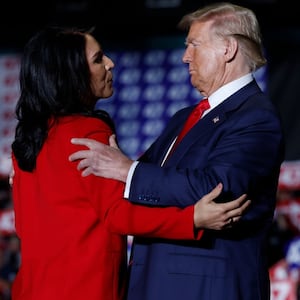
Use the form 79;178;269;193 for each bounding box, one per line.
207;73;254;110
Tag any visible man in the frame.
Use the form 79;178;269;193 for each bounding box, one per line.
69;2;285;300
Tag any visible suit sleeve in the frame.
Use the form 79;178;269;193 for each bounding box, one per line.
127;104;284;224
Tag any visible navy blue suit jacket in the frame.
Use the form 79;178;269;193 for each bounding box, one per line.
126;80;285;300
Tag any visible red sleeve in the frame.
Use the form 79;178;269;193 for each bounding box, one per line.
101;184;204;240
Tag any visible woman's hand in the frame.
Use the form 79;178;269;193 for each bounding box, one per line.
194;183;250;230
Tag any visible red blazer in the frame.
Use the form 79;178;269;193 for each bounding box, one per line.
11;115;199;300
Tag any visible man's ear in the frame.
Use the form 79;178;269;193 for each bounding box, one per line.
224;37;238;62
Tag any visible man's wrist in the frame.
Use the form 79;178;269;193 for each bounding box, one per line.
124;161;139;198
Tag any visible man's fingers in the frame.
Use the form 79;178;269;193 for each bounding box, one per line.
76;158;88;170
69;150;90;162
81;166;93;177
71;138;108;151
71;138;94;148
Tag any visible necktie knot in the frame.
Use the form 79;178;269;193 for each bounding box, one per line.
177;98;210;143
165;98;210;162
194;98;210;117
186;98;210;129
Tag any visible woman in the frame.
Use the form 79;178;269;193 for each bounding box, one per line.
11;26;249;300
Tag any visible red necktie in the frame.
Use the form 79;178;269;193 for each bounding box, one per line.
165;98;210;161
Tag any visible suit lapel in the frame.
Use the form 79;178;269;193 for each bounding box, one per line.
163;80;262;164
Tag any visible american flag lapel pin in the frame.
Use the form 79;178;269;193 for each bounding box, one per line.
212;116;220;123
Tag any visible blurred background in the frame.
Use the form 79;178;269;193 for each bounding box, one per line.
1;0;300;299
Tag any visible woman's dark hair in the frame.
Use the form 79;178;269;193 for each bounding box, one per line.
12;26;98;172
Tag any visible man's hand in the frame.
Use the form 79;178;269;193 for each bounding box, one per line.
69;135;134;182
194;183;251;230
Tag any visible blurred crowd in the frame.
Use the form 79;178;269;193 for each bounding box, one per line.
269;187;300;299
0;177;19;300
